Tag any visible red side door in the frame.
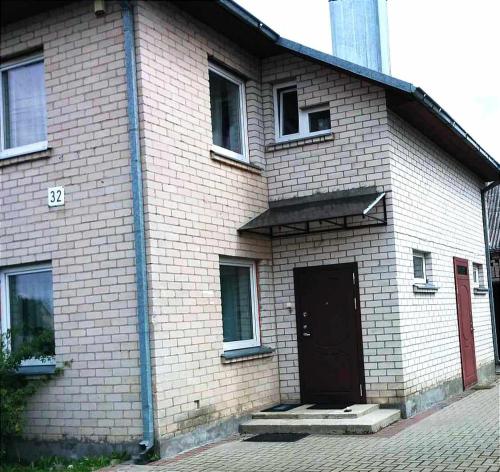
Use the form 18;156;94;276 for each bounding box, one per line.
453;257;478;388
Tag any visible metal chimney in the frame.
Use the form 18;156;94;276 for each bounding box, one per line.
329;0;391;74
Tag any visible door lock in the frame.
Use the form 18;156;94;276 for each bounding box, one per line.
303;312;308;318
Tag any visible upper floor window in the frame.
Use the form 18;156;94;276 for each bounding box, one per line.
208;63;248;162
219;257;260;351
0;53;47;159
274;83;331;142
0;264;54;366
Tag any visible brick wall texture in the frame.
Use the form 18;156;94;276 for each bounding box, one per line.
0;1;142;443
0;0;495;450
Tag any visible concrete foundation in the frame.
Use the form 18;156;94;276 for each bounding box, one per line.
5;437;138;462
396;360;496;418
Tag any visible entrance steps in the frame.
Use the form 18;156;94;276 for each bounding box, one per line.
240;404;400;435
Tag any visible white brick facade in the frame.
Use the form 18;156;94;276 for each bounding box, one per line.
0;0;495;456
0;1;142;444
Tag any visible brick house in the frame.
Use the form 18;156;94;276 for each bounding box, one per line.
1;0;498;459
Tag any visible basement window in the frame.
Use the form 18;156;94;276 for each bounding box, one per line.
219;258;260;351
0;53;48;159
274;83;331;142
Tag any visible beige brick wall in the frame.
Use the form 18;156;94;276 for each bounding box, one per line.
0;1;142;443
260;54;404;404
388;111;494;396
133;1;278;443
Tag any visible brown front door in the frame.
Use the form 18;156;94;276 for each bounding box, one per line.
294;263;365;405
453;257;478;388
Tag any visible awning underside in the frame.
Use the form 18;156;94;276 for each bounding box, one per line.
239;188;387;238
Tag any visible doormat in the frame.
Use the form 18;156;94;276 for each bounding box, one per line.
307;403;349;410
261;403;301;413
244;433;309;443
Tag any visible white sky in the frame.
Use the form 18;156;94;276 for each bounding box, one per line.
235;0;500;163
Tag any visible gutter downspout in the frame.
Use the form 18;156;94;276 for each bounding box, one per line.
121;0;155;460
481;180;500;364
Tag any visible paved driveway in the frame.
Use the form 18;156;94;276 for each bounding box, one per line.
109;382;499;472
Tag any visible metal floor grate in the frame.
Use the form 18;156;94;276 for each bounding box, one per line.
261;403;301;413
244;433;310;443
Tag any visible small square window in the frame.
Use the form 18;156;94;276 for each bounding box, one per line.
413;252;427;283
308;109;331;133
0;264;54;365
0;53;47;158
219;258;260;351
208;63;248;162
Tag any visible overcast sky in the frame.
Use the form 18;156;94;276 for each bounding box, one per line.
235;0;500;163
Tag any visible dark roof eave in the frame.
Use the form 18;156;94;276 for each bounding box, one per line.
209;1;498;181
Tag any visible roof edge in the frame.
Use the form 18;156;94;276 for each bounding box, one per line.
217;0;280;42
277;38;416;95
215;0;498;178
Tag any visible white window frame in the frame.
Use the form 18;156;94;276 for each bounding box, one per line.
472;263;482;287
0;52;48;159
412;251;427;284
0;263;55;367
208;62;249;163
219;257;260;352
273;82;331;143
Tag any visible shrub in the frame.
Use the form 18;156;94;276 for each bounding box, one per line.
0;330;59;458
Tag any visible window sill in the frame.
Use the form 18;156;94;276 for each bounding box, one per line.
210;150;263;175
221;345;274;364
473;286;489;295
413;283;439;294
16;364;56;376
0;147;52;168
266;132;334;152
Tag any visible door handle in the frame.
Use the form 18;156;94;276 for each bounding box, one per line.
303;332;311;337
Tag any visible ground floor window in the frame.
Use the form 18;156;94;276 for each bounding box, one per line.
413;251;429;283
0;264;54;364
219;257;260;351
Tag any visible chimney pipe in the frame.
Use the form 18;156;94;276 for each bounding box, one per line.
329;0;391;75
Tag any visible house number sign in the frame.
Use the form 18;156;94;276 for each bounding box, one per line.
48;187;64;207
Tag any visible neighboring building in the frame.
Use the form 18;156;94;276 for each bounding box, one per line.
486;184;500;363
1;0;498;460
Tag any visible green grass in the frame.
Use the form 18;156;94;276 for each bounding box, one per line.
0;452;129;472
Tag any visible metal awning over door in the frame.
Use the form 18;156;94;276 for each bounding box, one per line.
238;187;387;238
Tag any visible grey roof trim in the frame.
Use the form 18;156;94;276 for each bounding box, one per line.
277;38;415;94
412;88;499;173
214;0;498;176
217;0;280;42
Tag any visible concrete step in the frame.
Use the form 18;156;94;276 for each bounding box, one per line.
253;403;379;420
240;408;401;435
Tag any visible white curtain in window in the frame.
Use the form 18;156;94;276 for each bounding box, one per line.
5;60;47;148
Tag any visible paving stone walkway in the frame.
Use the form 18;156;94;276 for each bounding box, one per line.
107;381;500;472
